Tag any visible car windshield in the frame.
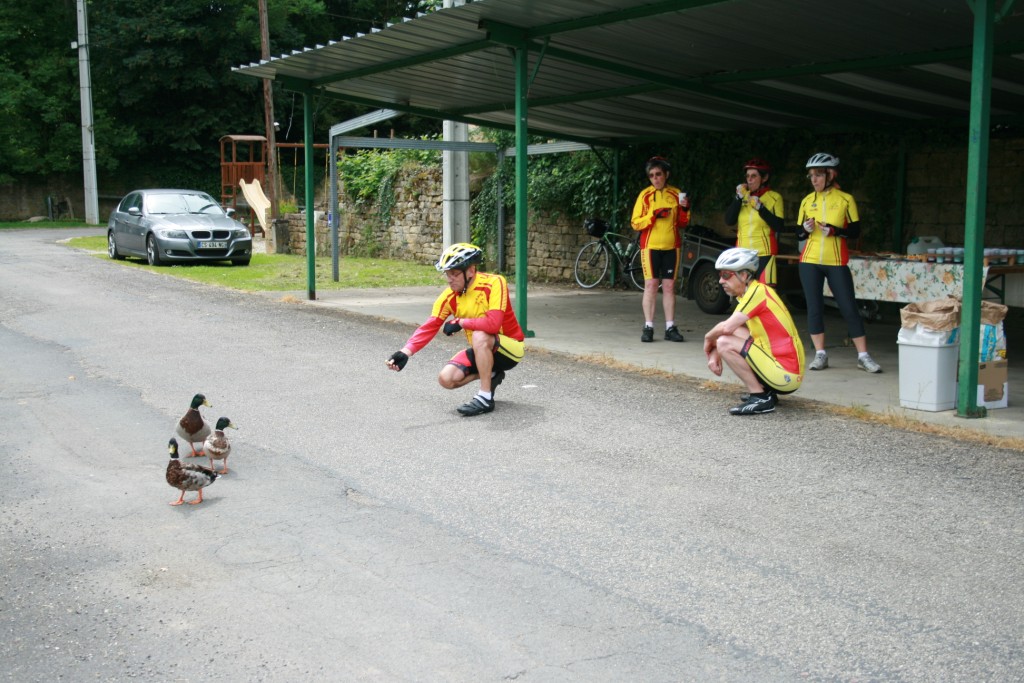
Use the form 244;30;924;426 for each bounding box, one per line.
146;193;222;215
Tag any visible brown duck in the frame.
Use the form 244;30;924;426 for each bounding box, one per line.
166;438;218;505
203;417;237;474
175;393;211;456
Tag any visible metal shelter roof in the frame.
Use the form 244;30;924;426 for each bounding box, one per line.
233;0;1024;144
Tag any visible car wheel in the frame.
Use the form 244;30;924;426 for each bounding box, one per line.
107;232;124;260
231;257;251;266
146;235;164;266
691;262;730;314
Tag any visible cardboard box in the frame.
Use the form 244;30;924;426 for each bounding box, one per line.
978;359;1009;409
955;360;1009;410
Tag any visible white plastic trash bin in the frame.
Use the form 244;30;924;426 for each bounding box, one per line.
897;324;959;411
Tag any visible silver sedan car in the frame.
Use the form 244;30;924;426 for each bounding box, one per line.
107;189;253;266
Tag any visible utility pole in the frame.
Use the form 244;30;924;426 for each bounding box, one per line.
75;0;99;224
442;0;470;246
258;0;278;236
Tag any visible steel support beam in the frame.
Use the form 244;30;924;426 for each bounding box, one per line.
514;44;532;337
330;134;339;282
956;0;998;417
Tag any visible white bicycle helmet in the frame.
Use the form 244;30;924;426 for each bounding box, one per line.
715;247;760;273
806;152;839;168
435;242;483;272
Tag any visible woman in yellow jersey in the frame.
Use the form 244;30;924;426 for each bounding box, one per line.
724;158;784;286
630;156;690;343
796;153;881;373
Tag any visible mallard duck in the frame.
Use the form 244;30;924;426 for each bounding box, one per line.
166;438;218;506
203;417;236;474
175;393;212;456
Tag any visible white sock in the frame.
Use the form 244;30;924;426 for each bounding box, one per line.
666;321;675;330
645;322;654;328
478;390;492;401
816;350;827;357
858;352;869;360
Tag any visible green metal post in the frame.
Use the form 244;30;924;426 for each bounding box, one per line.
514;45;533;337
956;0;996;418
303;89;316;300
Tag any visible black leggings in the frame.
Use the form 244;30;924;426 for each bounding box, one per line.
798;262;866;339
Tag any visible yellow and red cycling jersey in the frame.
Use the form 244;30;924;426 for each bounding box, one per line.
630;184;690;251
736;189;783;256
797;188;860;266
404;271;525;355
735;280;805;377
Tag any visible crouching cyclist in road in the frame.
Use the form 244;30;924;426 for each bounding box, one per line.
386;243;525;417
703;248;805;415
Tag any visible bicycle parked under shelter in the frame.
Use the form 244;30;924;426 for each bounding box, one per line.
574;218;645;291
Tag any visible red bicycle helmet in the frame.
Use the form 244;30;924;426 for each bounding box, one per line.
743;158;772;174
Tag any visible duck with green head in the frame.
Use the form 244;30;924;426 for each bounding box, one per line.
166;438;218;505
204;416;237;474
175;393;212;457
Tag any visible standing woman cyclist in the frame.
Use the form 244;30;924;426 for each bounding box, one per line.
724;158;784;286
796;153;882;373
630;156;691;343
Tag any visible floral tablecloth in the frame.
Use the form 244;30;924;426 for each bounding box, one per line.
823;258;1024;305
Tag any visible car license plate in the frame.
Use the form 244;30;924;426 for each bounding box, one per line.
198;241;227;249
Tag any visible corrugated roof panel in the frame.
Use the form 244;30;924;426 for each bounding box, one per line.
232;0;1024;142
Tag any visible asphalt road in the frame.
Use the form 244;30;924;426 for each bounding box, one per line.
2;229;1023;682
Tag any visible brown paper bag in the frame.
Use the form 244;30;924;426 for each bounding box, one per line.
899;297;962;331
980;300;1008;326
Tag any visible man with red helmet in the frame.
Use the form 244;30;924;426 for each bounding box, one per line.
724;158;784;286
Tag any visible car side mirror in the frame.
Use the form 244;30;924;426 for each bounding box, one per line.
128;206;142;216
225;207;236;218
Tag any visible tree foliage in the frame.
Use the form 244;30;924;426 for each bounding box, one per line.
0;0;86;182
0;0;439;190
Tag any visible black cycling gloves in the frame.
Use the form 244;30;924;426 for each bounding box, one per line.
442;320;462;336
388;351;409;370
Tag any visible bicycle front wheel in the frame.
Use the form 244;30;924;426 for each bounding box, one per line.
626;247;646;291
574;241;609;288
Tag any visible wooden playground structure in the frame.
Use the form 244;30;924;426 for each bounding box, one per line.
219;134;267;236
219;134;330;237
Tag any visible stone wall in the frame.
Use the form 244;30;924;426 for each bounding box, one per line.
272;164;600;282
353;166;444;263
273;166;444;262
500;210;596;283
0;174;123;222
271;213;331;256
